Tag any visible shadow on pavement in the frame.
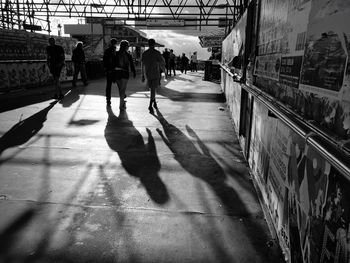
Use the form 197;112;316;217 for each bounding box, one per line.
0;101;57;158
104;106;169;204
152;108;283;261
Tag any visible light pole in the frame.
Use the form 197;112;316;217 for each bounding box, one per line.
90;4;103;56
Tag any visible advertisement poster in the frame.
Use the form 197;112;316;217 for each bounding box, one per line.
280;56;303;89
222;11;247;77
222;30;235;66
266;121;291;251
280;0;312;91
249;100;277;186
310;167;350;263
300;0;350;99
224;76;241;128
257;0;288;55
286;129;332;263
254;54;281;81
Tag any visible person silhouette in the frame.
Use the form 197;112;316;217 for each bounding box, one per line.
46;37;65;100
141;39;166;113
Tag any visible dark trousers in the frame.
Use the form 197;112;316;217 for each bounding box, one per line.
192;63;197;72
73;63;87;85
106;73;113;102
169;64;176;76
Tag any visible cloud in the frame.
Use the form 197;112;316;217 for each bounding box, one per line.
142;29;211;60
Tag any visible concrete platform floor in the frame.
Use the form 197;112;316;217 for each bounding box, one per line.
0;72;284;263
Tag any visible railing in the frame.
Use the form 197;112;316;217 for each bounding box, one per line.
221;64;350;178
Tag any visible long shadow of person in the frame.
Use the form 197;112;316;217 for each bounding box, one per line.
0;101;57;157
152;109;283;259
104;106;169;204
153;108;248;216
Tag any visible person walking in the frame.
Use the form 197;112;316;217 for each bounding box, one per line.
103;38;118;106
46;37;65;100
115;40;136;110
162;48;170;77
180;53;189;74
169;49;176;77
141;39;165;114
72;42;88;87
190;51;198;72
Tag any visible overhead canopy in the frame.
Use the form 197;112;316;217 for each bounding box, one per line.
198;29;226;48
0;0;248;34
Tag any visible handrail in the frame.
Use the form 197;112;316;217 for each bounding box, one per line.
220;64;350;178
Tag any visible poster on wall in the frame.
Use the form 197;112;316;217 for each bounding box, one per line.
222;30;235;65
299;0;350;100
254;0;288;86
221;11;247;78
280;0;312;91
315;167;350;263
257;0;288;55
254;54;281;81
266;121;290;235
249;100;277;186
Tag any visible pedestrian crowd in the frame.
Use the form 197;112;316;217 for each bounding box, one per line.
46;37;198;114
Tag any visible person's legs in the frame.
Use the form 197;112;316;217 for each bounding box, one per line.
106;74;113;105
80;63;88;85
72;63;79;87
54;66;63;99
50;65;62;99
54;75;64;99
116;78;128;110
148;78;159;113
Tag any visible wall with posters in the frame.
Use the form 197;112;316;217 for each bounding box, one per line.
253;0;350;142
221;0;350;262
248;99;350;263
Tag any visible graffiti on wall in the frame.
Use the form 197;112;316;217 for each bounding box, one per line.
0;61;74;92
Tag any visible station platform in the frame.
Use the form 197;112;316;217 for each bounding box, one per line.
0;71;284;262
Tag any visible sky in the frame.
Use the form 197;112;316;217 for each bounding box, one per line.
141;30;211;60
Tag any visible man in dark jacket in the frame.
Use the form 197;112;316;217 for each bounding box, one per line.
46;37;65;100
72;42;88;87
180;53;189;74
103;38;118;105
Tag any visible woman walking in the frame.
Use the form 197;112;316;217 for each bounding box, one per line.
115;40;136;110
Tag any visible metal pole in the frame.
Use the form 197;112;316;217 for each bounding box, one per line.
225;5;227;36
16;0;21;29
90;5;93;55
